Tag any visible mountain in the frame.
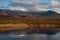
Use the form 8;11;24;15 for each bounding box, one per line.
0;9;60;19
40;10;60;17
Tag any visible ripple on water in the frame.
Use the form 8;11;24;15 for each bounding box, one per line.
0;32;60;40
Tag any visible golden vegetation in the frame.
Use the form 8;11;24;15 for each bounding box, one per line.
0;18;60;24
0;18;60;30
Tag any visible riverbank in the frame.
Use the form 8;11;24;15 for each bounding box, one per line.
0;18;60;30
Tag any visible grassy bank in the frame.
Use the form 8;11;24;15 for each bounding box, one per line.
0;18;60;30
0;18;60;24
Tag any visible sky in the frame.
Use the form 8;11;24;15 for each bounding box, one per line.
0;0;60;13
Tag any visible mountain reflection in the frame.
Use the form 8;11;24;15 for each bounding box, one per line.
0;32;60;40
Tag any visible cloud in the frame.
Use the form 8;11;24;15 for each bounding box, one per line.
9;0;60;11
49;0;60;9
9;0;49;11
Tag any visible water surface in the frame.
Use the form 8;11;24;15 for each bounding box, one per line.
0;32;60;40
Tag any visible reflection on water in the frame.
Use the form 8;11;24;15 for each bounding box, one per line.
0;32;60;40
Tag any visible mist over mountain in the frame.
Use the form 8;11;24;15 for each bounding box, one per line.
0;9;60;19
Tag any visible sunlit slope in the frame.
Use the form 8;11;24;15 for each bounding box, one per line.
0;18;60;24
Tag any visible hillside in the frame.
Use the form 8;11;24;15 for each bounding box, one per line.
0;9;60;19
0;9;60;30
0;9;60;24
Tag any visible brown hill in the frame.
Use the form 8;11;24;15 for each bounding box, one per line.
0;9;60;19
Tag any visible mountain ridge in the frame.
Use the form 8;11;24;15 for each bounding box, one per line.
0;9;60;19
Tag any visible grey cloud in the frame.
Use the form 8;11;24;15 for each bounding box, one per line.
9;0;60;11
9;0;49;11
